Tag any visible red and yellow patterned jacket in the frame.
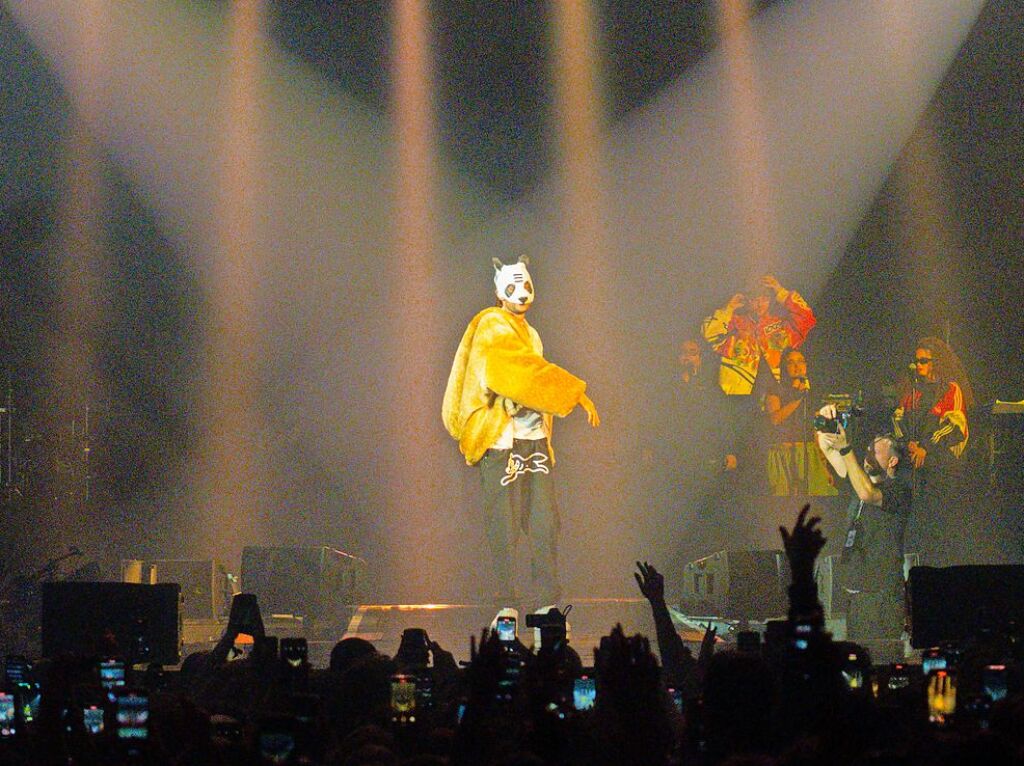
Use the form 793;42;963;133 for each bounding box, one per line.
701;291;816;395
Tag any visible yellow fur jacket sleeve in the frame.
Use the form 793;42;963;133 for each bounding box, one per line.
442;307;587;465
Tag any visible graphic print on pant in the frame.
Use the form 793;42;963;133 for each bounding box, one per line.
501;451;550;486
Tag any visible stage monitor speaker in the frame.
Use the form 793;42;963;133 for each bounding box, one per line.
908;565;1024;648
681;550;788;620
123;559;230;620
153;560;228;621
241;546;367;621
42;582;181;665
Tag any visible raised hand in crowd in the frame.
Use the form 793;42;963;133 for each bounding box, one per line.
634;560;665;603
594;625;660;700
453;629;529;766
206;593;265;669
635;561;697;697
464;629;506;705
779;503;825;583
780;504;827;626
696;622;717;683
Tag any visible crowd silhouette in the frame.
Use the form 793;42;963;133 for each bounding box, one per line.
2;506;1023;765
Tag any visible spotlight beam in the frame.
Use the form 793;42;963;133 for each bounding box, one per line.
443;0;985;594
5;0;986;595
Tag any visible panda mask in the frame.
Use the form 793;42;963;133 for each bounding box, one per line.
493;255;534;308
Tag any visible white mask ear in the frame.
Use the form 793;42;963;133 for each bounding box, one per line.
517;254;530;266
492;257;504;272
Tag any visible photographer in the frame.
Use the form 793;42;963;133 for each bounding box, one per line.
815;405;912;643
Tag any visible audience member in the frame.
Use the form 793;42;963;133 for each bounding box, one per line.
5;515;1024;765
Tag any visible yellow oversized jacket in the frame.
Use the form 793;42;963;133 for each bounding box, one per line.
442;307;587;465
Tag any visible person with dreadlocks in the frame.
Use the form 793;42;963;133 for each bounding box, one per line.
892;336;975;565
893;337;974;469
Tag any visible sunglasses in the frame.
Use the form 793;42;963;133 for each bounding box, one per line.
914;357;933;365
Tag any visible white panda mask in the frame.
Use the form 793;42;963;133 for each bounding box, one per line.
493;255;535;307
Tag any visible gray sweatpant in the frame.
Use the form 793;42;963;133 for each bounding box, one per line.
479;438;560;604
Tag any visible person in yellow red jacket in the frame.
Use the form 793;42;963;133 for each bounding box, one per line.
443;256;599;604
701;274;817;396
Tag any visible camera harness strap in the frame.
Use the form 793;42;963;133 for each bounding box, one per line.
843;500;865;595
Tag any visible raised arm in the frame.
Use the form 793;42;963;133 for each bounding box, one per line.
816;405;848;478
763;275;815;348
635;561;696;695
819;421;883;505
701;294;744;355
479;314;587;417
765;391;805;426
779;505;826;625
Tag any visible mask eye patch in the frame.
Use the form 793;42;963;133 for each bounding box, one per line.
505;284;515;298
523;281;533;294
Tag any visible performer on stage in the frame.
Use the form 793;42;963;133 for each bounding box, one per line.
893;336;973;468
678;339;710;391
701;274;816;396
763;349;837;498
442;256;599;605
892;336;975;565
675;337;737;474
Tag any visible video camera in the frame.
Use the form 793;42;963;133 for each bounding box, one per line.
812;405;864;434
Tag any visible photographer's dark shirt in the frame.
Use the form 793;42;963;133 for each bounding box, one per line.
838;472;912;593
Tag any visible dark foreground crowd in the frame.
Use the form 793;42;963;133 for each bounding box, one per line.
2;507;1024;766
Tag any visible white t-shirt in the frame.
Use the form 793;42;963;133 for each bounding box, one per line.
489;314;549;449
492;407;547;450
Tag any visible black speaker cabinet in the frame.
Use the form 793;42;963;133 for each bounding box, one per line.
908;565;1024;648
241;546;367;621
42;582;181;665
681;550;789;620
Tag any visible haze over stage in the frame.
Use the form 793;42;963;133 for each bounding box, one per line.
0;0;1021;609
